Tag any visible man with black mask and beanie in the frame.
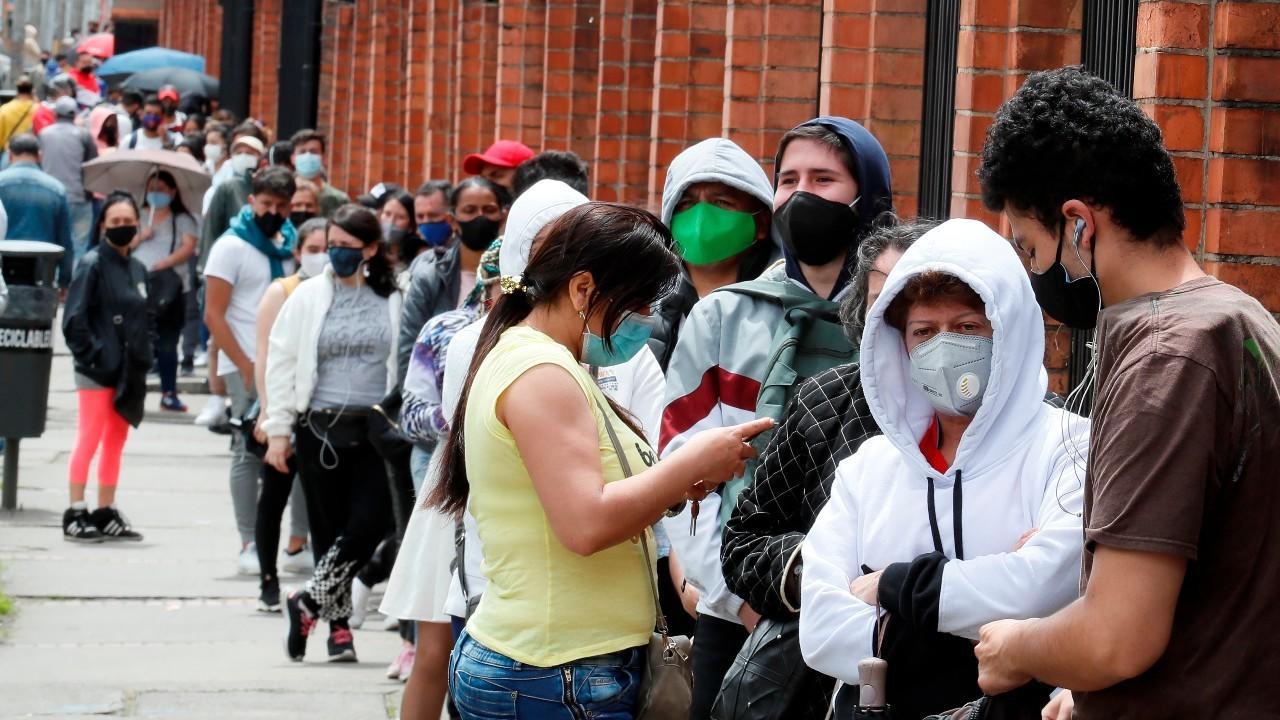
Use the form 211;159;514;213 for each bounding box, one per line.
203;166;298;577
659;116;892;720
397;175;509;382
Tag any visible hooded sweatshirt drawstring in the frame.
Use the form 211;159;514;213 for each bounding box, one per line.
926;471;965;560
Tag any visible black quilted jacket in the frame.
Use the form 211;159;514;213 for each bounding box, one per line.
722;362;879;619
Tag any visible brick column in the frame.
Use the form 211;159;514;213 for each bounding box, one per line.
424;0;458;182
495;1;547;147
453;0;500;175
402;0;432;185
951;0;1083;227
724;1;822;172
821;0;926;217
1201;1;1280;310
593;0;658;204
540;0;598;162
648;0;729;209
248;0;281;132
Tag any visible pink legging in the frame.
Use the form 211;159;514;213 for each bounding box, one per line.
69;388;130;488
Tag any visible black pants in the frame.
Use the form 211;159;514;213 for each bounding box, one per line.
295;411;393;622
255;456;297;581
690;614;749;720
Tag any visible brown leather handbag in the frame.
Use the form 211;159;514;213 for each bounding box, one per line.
598;399;694;719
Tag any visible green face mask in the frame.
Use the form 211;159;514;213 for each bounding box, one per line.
671;202;758;266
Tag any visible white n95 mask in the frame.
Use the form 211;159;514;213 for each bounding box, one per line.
908;332;994;417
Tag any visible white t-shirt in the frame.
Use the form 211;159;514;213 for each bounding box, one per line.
128;129;182;150
134;211;198;288
202;234;296;376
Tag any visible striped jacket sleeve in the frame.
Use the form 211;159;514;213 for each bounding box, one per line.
659;293;763;622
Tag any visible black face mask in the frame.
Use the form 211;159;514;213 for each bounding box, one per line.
772;191;859;266
104;225;137;248
254;211;286;238
1028;221;1102;330
457;216;500;251
289;210;315;229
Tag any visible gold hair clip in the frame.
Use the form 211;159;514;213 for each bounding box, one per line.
499;275;527;295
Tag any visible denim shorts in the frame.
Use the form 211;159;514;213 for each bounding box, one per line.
449;630;643;720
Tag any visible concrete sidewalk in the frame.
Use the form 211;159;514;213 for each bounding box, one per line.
0;337;406;718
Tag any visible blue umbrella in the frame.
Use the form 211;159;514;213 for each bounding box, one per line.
98;47;206;79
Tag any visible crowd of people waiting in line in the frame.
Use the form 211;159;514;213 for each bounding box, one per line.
7;64;1279;720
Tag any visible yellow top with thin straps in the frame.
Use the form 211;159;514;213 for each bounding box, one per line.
463;326;656;667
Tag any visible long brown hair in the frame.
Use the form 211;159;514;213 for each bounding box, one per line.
428;202;680;515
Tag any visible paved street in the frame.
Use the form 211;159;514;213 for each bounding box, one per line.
0;328;405;719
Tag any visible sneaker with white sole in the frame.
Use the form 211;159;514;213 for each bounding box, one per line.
193;350;209;368
238;543;261;576
194;396;226;426
62;507;104;543
89;507;143;541
281;545;314;575
349;578;372;629
258;576;281;613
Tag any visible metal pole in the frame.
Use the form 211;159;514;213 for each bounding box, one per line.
2;437;18;510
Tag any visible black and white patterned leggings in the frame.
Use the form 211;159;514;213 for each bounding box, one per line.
295;412;393;622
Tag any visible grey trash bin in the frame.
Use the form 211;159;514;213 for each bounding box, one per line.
0;240;65;510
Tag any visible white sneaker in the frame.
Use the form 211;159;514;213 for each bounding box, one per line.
238;543;260;576
382;615;400;632
193;350;209;368
349;578;372;629
194;396;227;426
281;545;315;575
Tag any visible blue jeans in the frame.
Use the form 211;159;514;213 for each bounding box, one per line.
68;201;94;269
449;630;642;720
410;445;432;496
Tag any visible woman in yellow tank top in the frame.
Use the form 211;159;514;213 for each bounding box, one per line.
428;203;772;720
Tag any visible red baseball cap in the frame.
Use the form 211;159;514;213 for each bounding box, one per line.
158;85;180;103
462;140;535;175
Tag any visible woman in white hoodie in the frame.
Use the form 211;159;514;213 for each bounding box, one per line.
262;204;403;664
799;219;1088;718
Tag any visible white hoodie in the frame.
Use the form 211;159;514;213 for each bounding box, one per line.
799;219;1088;683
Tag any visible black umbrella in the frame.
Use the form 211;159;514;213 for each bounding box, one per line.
121;67;219;98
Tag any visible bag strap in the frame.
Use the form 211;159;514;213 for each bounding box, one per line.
595;395;670;639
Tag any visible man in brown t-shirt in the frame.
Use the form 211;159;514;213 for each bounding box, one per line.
970;66;1280;718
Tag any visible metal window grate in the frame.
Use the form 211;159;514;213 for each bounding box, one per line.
1070;0;1139;403
917;0;961;220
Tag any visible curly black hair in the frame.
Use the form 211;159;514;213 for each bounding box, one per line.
978;66;1185;247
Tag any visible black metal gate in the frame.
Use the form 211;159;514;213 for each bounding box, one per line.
917;0;961;220
218;0;254;120
1073;0;1140;400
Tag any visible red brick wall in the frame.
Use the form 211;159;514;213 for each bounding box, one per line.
247;0;281;133
157;1;221;81
160;0;1280;330
1138;0;1280;313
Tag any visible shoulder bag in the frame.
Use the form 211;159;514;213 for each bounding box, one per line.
597;398;694;720
146;215;185;328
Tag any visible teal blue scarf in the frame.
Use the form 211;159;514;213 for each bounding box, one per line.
228;204;297;279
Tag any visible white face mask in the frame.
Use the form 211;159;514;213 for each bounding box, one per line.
908;331;994;417
205;143;224;165
299;251;329;279
231;152;258;175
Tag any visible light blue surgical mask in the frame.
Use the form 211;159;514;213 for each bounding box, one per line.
294;152;323;179
580;311;655;367
146;191;172;210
